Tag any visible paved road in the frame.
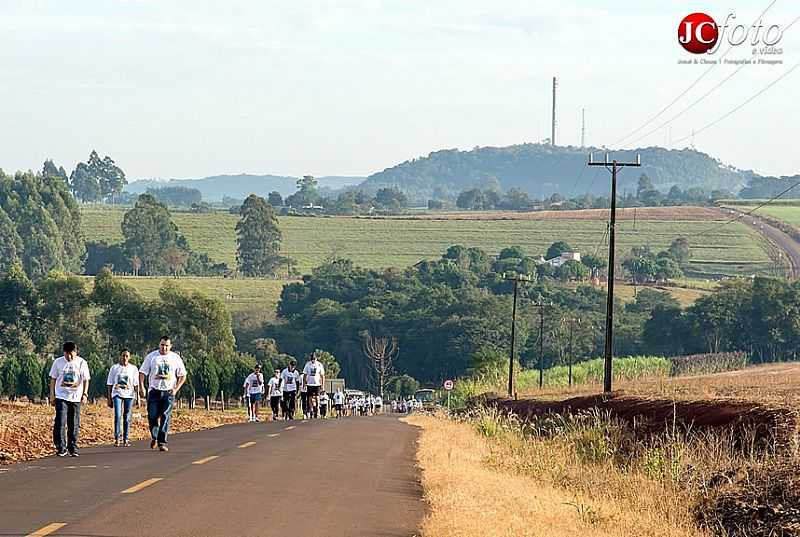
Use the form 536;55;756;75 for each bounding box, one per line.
0;415;424;537
721;207;800;279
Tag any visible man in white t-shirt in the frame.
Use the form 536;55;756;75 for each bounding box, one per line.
138;336;187;452
333;389;345;419
302;352;326;419
49;341;91;457
280;360;300;420
243;364;265;422
267;369;283;421
106;349;139;447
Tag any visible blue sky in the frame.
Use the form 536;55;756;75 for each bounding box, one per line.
0;1;797;180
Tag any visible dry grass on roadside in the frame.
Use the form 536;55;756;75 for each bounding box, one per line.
0;400;244;464
405;413;706;537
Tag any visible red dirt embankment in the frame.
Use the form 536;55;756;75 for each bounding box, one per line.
487;393;800;449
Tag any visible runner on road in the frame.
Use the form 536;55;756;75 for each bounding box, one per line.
138;336;187;452
243;364;265;422
333;388;345;419
267;368;283;420
280;360;300;420
302;352;326;419
49;341;90;457
106;349;139;447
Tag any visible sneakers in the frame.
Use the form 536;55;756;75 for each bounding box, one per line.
254;417;260;422
57;449;68;457
158;444;169;452
123;440;131;447
69;450;79;457
114;439;121;447
150;439;158;450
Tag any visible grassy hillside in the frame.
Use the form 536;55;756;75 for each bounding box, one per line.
78;275;287;321
81;207;775;278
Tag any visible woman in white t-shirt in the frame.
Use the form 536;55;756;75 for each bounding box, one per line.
106;349;139;447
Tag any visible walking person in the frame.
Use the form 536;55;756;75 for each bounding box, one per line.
138;336;187;452
318;390;329;418
243;364;265;422
280;360;300;420
268;368;283;420
106;349;139;447
49;342;90;457
299;372;309;419
302;352;326;419
333;388;345;419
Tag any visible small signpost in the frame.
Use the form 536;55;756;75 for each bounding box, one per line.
443;379;454;410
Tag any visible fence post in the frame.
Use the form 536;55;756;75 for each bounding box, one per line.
205;395;210;410
221;390;225;412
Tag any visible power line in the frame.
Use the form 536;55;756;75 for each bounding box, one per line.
624;63;747;148
672;62;800;146
685;179;800;239
612;0;778;147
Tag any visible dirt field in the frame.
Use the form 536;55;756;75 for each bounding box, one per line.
0;400;244;464
393;206;725;221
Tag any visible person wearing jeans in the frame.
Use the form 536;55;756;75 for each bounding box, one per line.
138;336;186;452
106;349;139;447
49;341;90;457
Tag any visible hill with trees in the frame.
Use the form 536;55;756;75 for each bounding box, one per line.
357;144;750;204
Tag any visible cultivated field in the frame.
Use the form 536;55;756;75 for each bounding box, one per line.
737;205;800;228
78;275;288;320
81;206;774;277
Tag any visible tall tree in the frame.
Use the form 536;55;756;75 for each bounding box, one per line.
121;194;180;275
0;206;22;273
69;162;100;202
236;194;284;276
268;191;283;207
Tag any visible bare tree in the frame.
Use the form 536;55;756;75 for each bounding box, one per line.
131;255;142;276
363;333;399;399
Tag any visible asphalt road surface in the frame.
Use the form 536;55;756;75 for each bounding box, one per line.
722;207;800;279
0;415;424;537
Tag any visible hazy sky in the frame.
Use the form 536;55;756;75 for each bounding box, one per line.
1;0;798;180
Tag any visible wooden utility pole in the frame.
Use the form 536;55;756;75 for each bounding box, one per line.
588;153;641;392
503;273;532;397
551;77;558;146
536;302;548;389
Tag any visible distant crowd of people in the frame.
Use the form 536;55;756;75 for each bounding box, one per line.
48;339;390;458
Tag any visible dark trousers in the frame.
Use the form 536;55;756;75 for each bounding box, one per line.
53;399;81;452
270;395;281;418
147;389;174;445
300;391;309;415
282;391;296;418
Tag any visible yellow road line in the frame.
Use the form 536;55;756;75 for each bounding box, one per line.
285;426;296;430
268;433;280;437
238;441;256;448
121;477;163;494
192;455;220;465
26;523;66;536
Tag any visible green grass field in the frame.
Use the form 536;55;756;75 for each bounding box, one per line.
737;205;800;228
78;275;287;321
81;207;774;277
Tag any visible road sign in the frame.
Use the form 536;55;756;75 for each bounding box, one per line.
443;379;454;391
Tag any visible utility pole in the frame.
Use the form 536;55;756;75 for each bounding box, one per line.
551;77;558;146
566;316;581;387
504;273;532;398
581;108;586;148
588;153;641;393
533;302;549;389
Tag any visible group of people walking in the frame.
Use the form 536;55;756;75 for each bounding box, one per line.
50;339;383;458
50;336;185;457
243;354;334;421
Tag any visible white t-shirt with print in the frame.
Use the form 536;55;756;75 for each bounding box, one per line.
280;368;300;392
319;393;329;406
303;360;325;387
106;363;139;399
268;377;282;397
333;391;344;405
140;351;186;392
243;372;265;395
50;356;91;402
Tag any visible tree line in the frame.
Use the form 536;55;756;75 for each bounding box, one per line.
0;266;341;401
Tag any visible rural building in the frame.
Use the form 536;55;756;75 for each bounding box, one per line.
544;251;581;267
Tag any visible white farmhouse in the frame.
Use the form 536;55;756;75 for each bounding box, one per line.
544;251;581;268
